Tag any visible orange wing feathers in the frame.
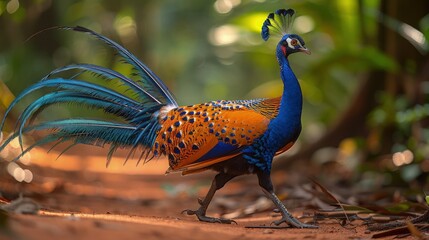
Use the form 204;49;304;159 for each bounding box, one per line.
153;98;281;172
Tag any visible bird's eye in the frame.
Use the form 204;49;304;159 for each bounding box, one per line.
291;39;298;46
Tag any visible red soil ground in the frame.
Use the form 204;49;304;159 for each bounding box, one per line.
0;146;409;239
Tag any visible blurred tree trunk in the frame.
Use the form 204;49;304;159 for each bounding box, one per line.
0;1;60;55
274;0;429;170
0;1;60;131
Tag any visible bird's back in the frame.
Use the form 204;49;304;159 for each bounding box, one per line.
154;97;284;173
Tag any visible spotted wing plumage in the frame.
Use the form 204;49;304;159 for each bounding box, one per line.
153;97;281;173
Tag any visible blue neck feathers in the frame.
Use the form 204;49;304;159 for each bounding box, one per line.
275;50;302;129
242;48;303;172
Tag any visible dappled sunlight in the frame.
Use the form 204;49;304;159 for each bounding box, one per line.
0;132;169;177
40;210;190;227
392;149;414;167
6;162;33;183
208;25;240;46
5;0;19;14
294;16;315;34
213;0;241;15
29;146;170;175
114;15;138;47
39;209;276;226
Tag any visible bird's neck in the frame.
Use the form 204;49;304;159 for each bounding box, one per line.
278;57;302;123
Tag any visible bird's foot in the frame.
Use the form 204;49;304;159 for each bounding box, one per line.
271;215;318;229
182;209;236;224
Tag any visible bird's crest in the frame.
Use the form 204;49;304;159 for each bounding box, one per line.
261;8;295;41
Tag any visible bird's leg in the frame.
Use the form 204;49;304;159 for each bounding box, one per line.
182;172;236;224
256;171;318;228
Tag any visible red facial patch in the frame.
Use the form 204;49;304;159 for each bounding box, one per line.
281;45;287;56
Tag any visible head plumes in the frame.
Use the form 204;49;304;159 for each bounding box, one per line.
261;9;295;41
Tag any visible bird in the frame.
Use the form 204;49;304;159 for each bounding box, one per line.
0;9;316;228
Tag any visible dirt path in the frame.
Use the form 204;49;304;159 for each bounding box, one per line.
0;147;406;239
5;211;373;240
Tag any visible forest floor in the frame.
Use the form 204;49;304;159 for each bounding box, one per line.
0;146;425;240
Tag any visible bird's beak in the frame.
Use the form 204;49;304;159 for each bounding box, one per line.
300;47;311;55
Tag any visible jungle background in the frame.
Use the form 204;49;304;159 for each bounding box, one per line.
0;0;429;239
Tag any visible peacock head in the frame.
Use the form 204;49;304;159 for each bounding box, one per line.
261;9;310;58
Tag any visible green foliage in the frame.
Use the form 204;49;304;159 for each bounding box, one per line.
385;202;410;214
0;0;428;186
0;0;386;122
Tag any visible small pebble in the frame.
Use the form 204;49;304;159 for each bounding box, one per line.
1;197;40;215
67;213;80;221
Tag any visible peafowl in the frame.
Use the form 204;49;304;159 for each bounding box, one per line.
0;9;316;228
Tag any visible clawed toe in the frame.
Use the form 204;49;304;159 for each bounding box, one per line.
220;218;237;224
212;217;237;224
181;209;197;215
271;217;318;229
182;208;236;224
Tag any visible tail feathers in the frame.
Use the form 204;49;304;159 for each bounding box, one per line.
0;26;180;164
14;91;156;151
1;118;161;165
0;77;165;163
64;26;178;107
43;63;163;105
1;77;141;128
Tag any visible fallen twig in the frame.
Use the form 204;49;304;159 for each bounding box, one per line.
368;209;429;232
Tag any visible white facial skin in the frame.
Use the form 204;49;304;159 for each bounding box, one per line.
285;37;311;55
286;37;302;49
